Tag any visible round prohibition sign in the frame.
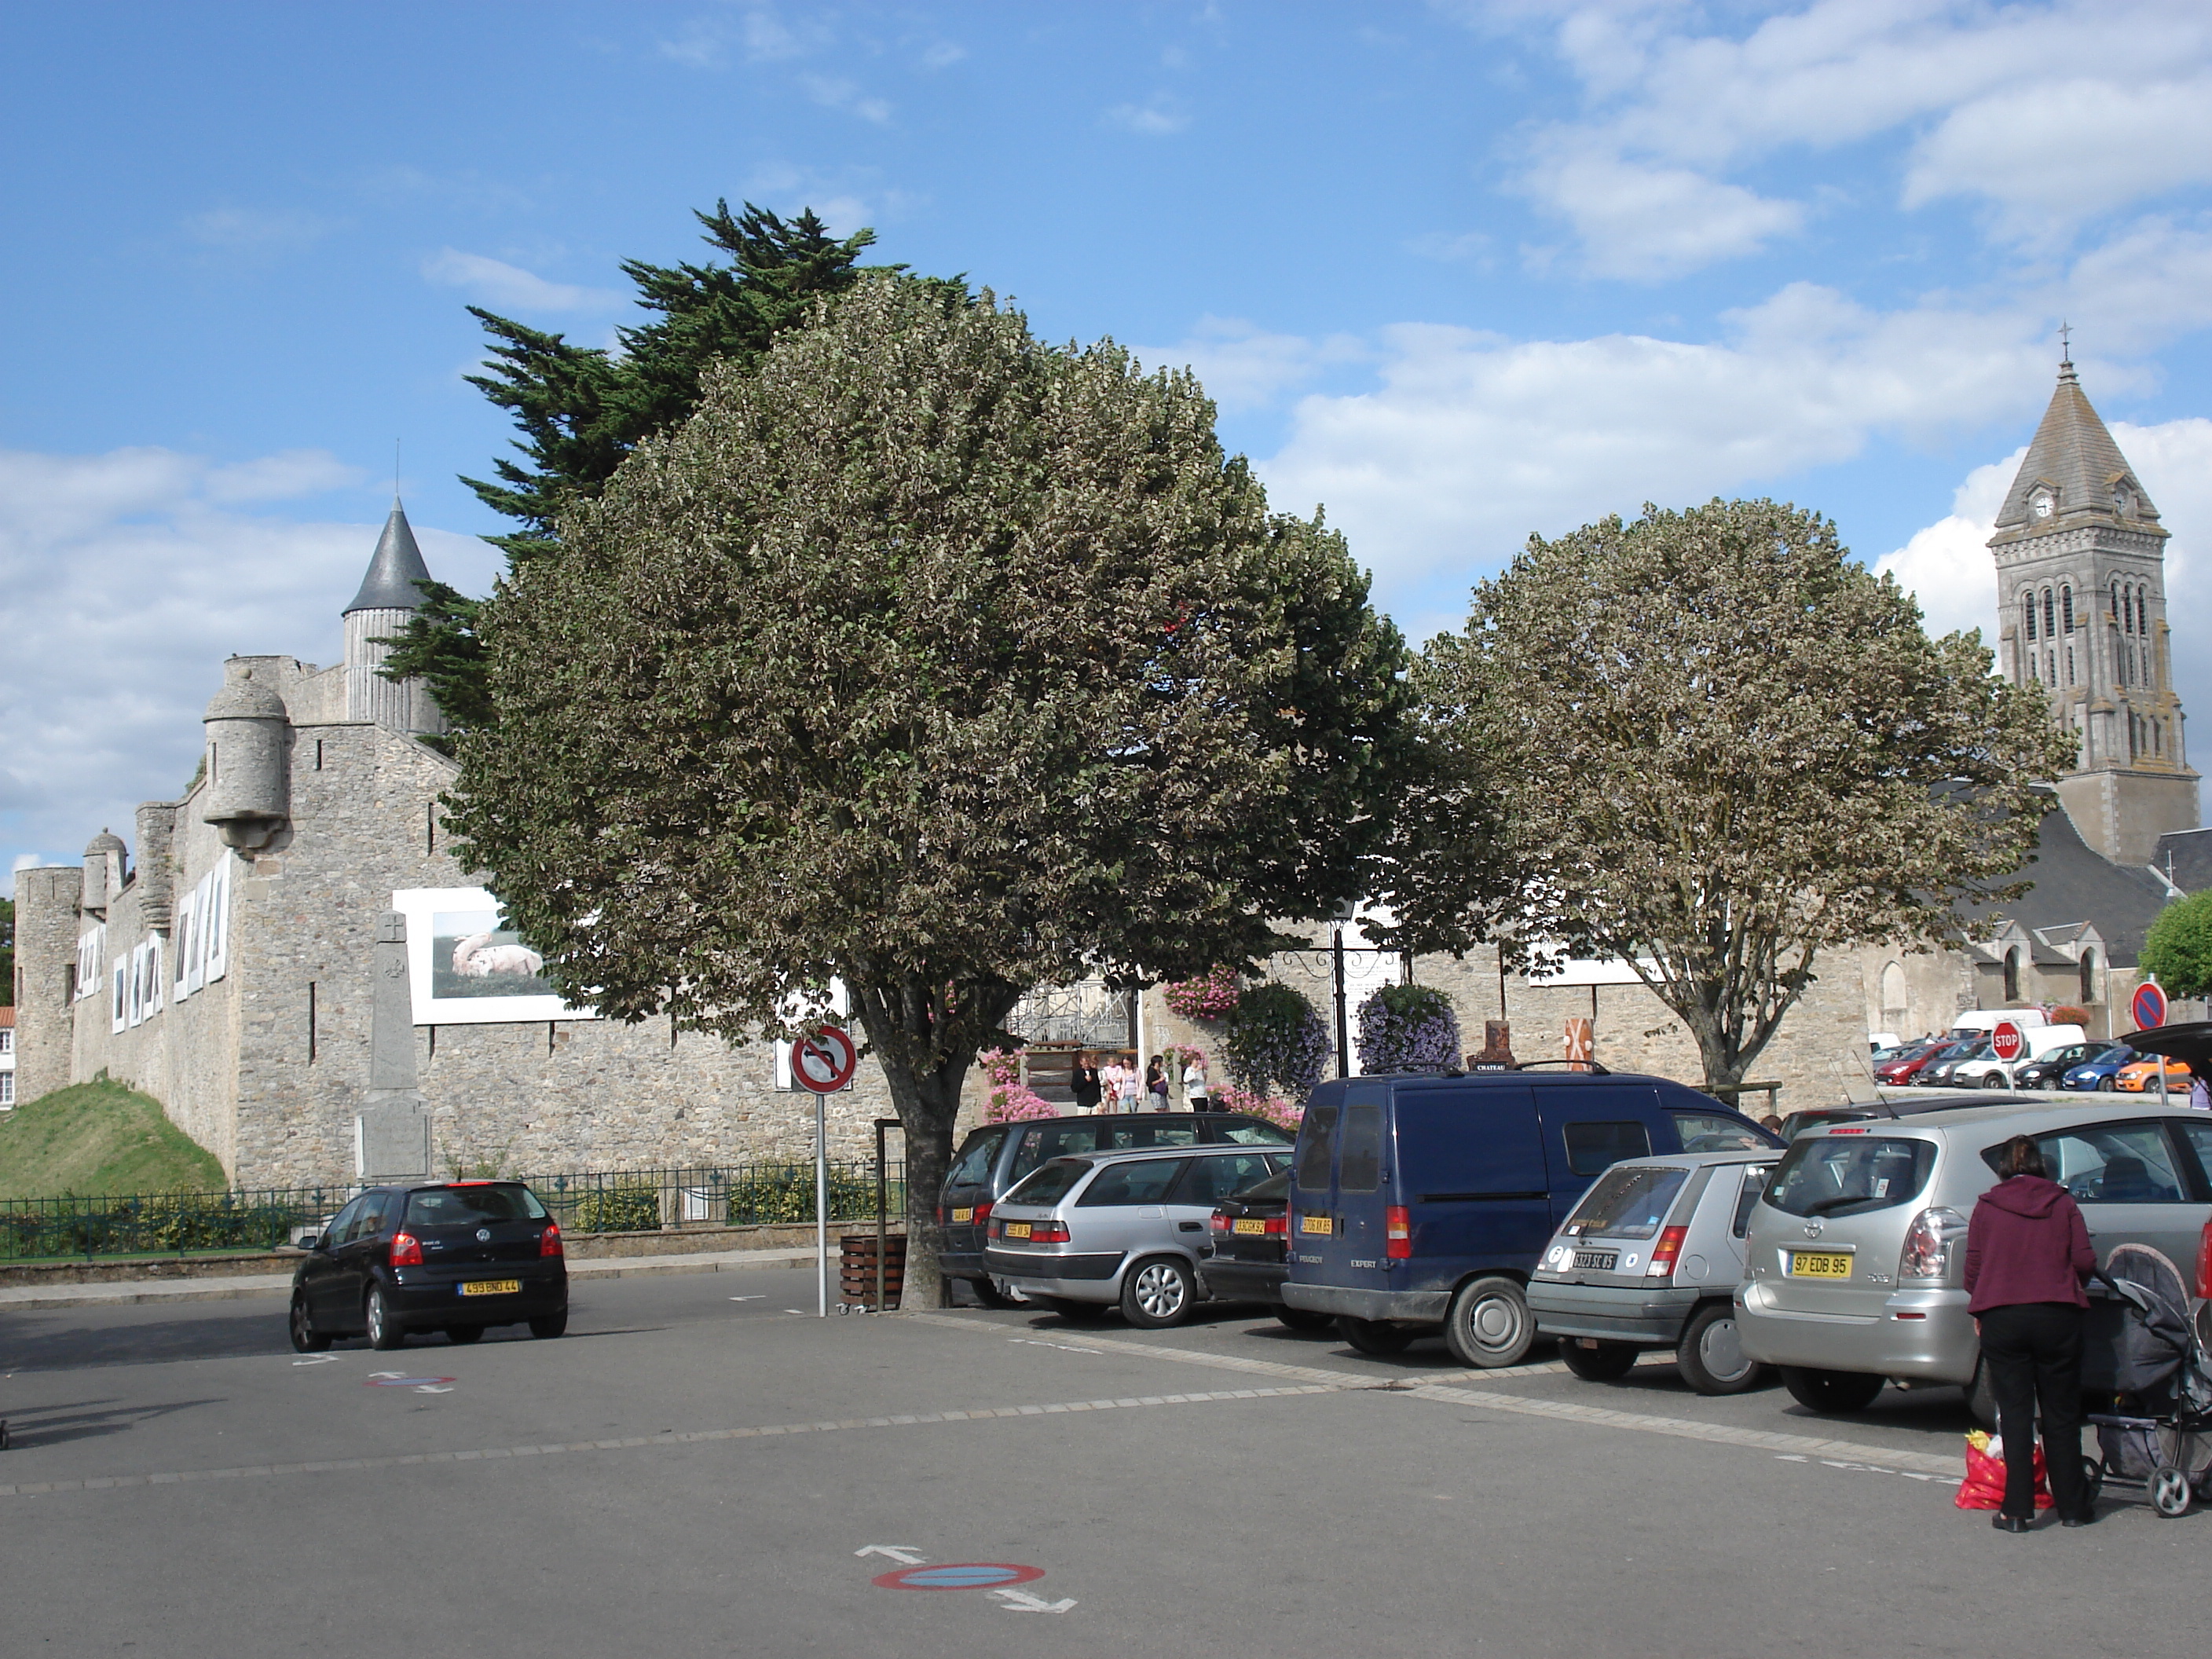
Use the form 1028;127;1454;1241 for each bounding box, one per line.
2132;980;2168;1034
873;1563;1045;1591
792;1026;859;1093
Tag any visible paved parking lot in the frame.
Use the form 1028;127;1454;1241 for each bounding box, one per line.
2;1271;2204;1657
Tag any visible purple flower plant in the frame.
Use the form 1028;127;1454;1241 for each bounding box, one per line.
1355;984;1462;1076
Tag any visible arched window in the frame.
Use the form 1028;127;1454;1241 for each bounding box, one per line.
2080;949;2098;1005
2114;581;2123;627
2062;585;2075;632
2025;594;2038;643
1880;961;1907;1028
2044;589;2057;639
2003;947;2022;1003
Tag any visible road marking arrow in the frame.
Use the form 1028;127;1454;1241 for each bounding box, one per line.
992;1588;1075;1613
413;1386;454;1394
855;1545;926;1565
728;1295;764;1302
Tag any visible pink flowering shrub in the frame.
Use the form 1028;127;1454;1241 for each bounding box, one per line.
1163;965;1242;1020
978;1049;1059;1123
1213;1080;1302;1132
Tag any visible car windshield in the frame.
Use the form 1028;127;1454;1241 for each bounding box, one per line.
1002;1159;1090;1208
1563;1165;1689;1240
2088;1046;2133;1068
405;1184;547;1226
1763;1136;1937;1219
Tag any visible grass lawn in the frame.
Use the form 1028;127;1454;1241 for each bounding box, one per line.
0;1078;227;1199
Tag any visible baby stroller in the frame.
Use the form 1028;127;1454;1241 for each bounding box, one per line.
2080;1242;2212;1518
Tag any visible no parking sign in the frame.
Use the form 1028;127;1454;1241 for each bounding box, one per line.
2132;980;2168;1035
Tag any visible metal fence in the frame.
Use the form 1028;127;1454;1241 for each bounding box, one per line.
0;1159;909;1263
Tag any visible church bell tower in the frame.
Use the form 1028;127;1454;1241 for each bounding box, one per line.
1990;352;2196;866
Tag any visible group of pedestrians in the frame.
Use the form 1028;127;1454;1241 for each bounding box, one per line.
1068;1050;1209;1114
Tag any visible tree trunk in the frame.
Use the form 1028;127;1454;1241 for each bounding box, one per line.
886;1064;963;1310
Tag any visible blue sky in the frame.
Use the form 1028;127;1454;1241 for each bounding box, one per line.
7;1;2212;870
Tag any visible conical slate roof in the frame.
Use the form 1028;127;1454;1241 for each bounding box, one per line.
343;500;436;615
1990;362;2164;546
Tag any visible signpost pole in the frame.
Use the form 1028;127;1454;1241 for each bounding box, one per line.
815;1086;828;1318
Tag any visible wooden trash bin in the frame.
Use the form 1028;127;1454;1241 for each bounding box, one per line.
840;1232;906;1309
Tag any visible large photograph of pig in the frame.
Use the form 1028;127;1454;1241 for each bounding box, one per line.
430;909;557;1000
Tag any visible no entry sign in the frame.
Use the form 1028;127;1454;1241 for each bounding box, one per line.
1990;1020;2026;1064
792;1026;859;1093
2132;980;2168;1034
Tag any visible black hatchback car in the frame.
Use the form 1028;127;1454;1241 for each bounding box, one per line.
289;1181;569;1351
938;1112;1295;1306
1197;1168;1334;1332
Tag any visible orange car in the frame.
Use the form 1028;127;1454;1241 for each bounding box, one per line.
2113;1055;2194;1093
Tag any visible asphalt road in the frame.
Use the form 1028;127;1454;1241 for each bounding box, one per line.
2;1271;2203;1657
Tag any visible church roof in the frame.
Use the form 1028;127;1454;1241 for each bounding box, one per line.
343;500;436;616
1990;362;2165;548
1965;798;2171;966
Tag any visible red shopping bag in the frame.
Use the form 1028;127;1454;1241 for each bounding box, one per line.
1955;1430;2053;1510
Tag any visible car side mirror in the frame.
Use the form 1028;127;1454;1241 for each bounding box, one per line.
299;1232;324;1252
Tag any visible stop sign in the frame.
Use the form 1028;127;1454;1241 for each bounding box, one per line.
1990;1020;2026;1064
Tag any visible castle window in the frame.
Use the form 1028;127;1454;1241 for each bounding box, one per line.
2062;585;2074;632
2080;949;2098;1005
2003;947;2022;1004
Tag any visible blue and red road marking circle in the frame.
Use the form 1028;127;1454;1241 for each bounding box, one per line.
872;1563;1045;1591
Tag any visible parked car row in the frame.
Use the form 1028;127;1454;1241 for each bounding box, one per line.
1870;1033;2194;1094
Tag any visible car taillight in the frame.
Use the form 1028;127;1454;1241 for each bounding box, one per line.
1262;1215;1287;1236
1898;1207;1968;1280
1029;1221;1071;1243
1645;1225;1689;1279
1386;1205;1411;1260
2196;1219;2211;1298
540;1221;562;1258
973;1202;992;1226
1210;1210;1232;1233
390;1230;423;1267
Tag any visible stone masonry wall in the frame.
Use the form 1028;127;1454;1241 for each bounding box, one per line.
10;866;82;1107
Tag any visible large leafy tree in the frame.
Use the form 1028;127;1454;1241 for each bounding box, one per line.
382;202;910;743
2141;890;2212;998
445;276;1412;1302
1380;498;2071;1092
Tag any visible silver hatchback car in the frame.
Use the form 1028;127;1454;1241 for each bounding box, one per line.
982;1144;1289;1328
1737;1097;2212;1420
1528;1149;1779;1394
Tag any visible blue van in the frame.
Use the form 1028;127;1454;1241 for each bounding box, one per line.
1279;1068;1779;1367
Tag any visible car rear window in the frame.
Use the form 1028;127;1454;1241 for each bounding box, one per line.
1003;1159;1090;1207
1562;1120;1651;1177
1232;1168;1291;1206
1211;1118;1295;1145
1170;1153;1280;1206
405;1185;547;1226
1339;1102;1385;1193
1763;1136;1936;1218
1672;1111;1769;1152
946;1130;1005;1189
1295;1104;1339;1194
1078;1159;1187;1207
1563;1165;1688;1239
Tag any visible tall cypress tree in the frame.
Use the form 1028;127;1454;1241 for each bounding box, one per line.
383;202;925;742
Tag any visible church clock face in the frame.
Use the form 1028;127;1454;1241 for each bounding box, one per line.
2031;489;2054;519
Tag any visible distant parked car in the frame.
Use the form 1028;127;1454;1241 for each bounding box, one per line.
1873;1042;1947;1086
1529;1148;1780;1394
2012;1042;2109;1091
1196;1168;1335;1331
984;1144;1291;1327
290;1181;568;1351
2063;1044;2138;1092
2115;1054;2195;1093
1917;1040;1988;1087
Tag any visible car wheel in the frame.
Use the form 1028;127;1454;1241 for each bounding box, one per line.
2100;1077;2117;1092
1676;1302;1763;1395
1045;1297;1113;1324
288;1293;332;1353
1273;1307;1335;1333
1442;1275;1536;1368
445;1325;485;1345
528;1309;569;1339
1120;1258;1196;1328
1778;1365;1884;1414
1337;1316;1416;1355
1557;1337;1639;1381
364;1287;406;1350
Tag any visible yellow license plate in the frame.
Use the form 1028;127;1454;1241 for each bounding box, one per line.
1004;1222;1032;1240
1790;1251;1852;1280
951;1207;973;1223
460;1279;521;1297
1300;1216;1333;1236
1232;1218;1268;1235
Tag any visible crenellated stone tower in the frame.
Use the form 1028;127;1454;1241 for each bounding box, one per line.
1990;355;2196;866
342;500;448;737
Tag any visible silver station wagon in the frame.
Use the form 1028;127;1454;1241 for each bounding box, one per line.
1736;1098;2212;1420
982;1144;1290;1328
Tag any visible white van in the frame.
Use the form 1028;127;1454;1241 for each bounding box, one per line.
1949;1023;2086;1089
1946;1009;2051;1039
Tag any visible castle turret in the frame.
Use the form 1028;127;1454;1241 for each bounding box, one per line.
202;665;291;849
81;828;126;917
342;500;448;736
1990;354;2196;866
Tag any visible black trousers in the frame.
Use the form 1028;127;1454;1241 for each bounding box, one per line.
1979;1302;2087;1518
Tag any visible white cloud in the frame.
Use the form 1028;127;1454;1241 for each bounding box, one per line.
420;250;626;314
1104;98;1189;136
801;74;892;124
183;207;337;251
1129;317;1367;411
1518;141;1804;280
918;41;965;71
0;446;500;870
1872;450;2019;639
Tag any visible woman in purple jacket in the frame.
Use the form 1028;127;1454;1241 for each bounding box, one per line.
1964;1134;2099;1532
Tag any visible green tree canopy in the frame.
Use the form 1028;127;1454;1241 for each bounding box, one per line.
445;276;1412;1300
1379;497;2072;1091
382;202;925;745
2141;890;2212;999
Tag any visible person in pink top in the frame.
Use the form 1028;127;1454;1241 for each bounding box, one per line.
1964;1134;2100;1532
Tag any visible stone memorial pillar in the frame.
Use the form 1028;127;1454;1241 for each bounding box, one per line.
357;910;431;1180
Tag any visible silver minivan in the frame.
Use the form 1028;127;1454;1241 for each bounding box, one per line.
983;1144;1289;1328
1737;1098;2212;1420
1528;1149;1778;1394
